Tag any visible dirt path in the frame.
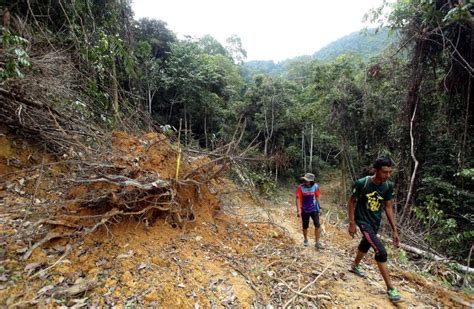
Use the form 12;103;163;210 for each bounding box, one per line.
239;177;473;308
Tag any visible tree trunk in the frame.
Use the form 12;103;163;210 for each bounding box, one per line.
147;85;152;115
309;123;314;172
189;113;192;146
302;129;306;172
400;102;419;223
341;146;347;203
398;37;425;224
184;107;188;146
168;101;174;120
111;60;119;120
204;110;208;149
460;75;471;172
275;165;278;184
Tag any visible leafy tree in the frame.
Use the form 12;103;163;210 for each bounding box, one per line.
225;35;247;64
135;18;176;59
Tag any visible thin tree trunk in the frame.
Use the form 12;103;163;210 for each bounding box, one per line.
184;107;187;146
460;75;471;172
111;60;119;120
309;123;314;171
204;110;208;149
189;113;192;146
463;245;474;287
341;146;347;202
147;86;152;115
401;101;419;223
302;129;306;172
398;36;425;221
168;101;174;120
275;165;278;184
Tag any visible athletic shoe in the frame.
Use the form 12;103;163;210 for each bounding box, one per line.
387;287;401;302
349;264;365;277
303;239;309;246
315;242;324;249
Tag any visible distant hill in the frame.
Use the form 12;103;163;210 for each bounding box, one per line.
242;56;312;80
243;28;397;78
242;60;284;78
312;28;396;61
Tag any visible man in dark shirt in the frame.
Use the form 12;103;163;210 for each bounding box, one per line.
347;158;401;302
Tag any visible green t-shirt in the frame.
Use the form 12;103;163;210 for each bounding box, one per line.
351;176;393;228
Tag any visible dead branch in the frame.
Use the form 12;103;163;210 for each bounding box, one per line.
228;263;264;298
53;278;98;298
29;245;72;279
247;221;290;234
34;219;79;229
22;230;74;261
0;87;61;116
73;175;170;190
383;236;474;274
273;276;332;300
463;245;473;287
283;260;334;308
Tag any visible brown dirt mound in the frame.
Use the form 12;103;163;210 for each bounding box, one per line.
0;130;285;307
58;131;222;231
0;129;224;242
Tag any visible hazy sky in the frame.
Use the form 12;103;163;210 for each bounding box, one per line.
132;0;386;62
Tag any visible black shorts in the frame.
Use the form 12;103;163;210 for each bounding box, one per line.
301;211;320;229
357;223;388;263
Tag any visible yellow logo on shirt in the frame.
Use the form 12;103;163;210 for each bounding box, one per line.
366;191;384;212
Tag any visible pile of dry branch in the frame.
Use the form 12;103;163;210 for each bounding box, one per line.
13;129;242;261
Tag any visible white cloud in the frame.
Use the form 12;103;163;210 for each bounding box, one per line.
132;0;386;61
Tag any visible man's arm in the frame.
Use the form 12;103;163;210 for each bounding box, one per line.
295;186;302;217
295;196;301;217
385;199;400;246
347;195;357;237
315;187;322;214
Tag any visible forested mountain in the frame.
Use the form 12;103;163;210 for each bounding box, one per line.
1;1;472;301
312;28;397;61
243;28;396;78
242;55;312;79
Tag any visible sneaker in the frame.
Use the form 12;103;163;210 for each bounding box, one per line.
349;264;365;277
387;287;401;302
303;239;309;246
315;242;324;249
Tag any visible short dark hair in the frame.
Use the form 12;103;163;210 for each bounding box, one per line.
373;157;392;170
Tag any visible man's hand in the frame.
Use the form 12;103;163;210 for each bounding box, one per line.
297;210;301;218
348;222;357;238
392;231;400;247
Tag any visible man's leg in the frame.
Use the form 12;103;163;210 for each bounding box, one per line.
301;212;310;245
303;228;308;240
377;261;393;289
350;227;371;276
359;224;394;289
311;211;322;246
314;227;320;243
353;249;367;266
354;229;371;265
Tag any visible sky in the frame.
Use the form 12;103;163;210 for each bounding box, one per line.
132;0;386;62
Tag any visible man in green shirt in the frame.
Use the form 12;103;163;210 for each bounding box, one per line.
347;158;401;302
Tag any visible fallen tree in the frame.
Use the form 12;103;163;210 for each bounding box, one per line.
382;236;474;275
